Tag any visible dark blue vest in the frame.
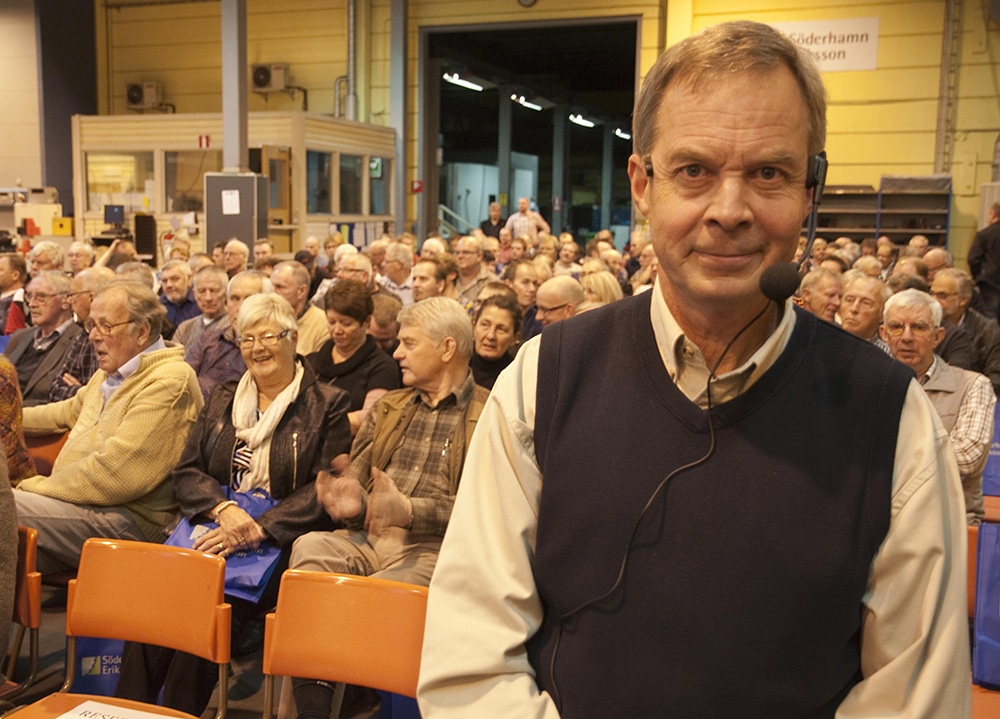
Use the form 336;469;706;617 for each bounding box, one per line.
530;293;912;718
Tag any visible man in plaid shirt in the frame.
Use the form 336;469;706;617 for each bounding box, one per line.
288;297;489;718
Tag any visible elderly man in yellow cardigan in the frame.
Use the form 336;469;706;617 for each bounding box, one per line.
13;281;203;573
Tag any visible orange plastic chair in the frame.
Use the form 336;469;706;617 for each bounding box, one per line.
261;570;429;719
3;538;231;719
24;432;67;477
968;525;1000;717
985;496;1000;524
1;527;42;700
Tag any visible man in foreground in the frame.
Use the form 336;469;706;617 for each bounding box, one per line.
13;281;203;572
418;21;969;717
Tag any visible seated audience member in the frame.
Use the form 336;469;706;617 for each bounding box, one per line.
554;241;582;277
309;245;362;306
820;255;848;274
186;270;272;400
47;266;117;402
308;279;400;434
289;297;489;719
932;268;1000;396
881;289;994;525
211;242;226;268
535;234;558;261
270;261;329;356
502;259;541;340
323;234;344;270
167;235;191;262
532;255;553;285
67;241;95;276
454;236;493;312
254;256;280;277
909;235;930;257
852;255;882;278
471;295;522;390
223;239;250;279
5;271;81;406
839;274;891;354
420;237;448;260
94;238;138;270
13;281;203;572
368;238;389;279
798;268;842;323
535;276;584;328
173;265;230;348
0;355;35;483
369;292;403;356
253;238;275;263
923;247;952;282
876;240;898;280
413;258;450;303
379;243;415;307
116;261;156;289
582;270;625;305
188;252;215;273
439;254;461;300
630;244;658;293
115;293;354;717
295;249;327;299
578;258;610;280
892;256;929;282
507;234;526;264
159;259;200;327
0;253;29;335
28;241;65;276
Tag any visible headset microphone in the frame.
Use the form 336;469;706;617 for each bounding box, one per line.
758;151;828;302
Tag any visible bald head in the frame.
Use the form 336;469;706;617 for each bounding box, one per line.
922;247;952;282
536;276;584;327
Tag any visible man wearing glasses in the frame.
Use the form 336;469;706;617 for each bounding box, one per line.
881;288;995;525
4;270;81;406
13;280;203;572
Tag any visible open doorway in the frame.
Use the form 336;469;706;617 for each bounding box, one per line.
421;19;638;245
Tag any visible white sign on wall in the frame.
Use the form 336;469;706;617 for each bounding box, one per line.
770;17;879;72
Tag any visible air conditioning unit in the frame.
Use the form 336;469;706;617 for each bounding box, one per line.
126;82;161;110
252;63;288;92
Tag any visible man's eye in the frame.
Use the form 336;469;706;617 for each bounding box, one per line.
759;167;778;180
682;165;702;178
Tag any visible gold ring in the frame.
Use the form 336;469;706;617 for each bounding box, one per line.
218;542;224;550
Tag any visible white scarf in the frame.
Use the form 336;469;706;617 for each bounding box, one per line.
231;361;305;493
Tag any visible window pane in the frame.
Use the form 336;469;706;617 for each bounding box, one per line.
307;151;331;214
369;157;390;215
165;150;223;212
85;152;154;212
340;154;363;215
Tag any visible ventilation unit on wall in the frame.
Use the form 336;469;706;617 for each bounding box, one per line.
126;82;162;110
251;63;289;92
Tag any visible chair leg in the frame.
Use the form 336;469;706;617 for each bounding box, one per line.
4;627;25;680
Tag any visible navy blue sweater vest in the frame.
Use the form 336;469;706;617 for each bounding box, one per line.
530;292;913;718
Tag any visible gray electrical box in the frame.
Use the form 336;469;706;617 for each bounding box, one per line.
204;173;268;249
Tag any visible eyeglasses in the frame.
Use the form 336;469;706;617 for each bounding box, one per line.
883;321;937;338
536;303;569;316
65;291;94;300
25;292;65;304
84;319;135;336
930;291;957;301
236;329;292;348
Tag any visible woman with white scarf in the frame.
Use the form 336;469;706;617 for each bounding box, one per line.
115;293;353;717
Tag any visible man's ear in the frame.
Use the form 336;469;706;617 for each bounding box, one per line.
932;325;946;350
440;336;457;363
628;154;651;219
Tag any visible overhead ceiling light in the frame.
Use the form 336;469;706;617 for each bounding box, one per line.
443;73;483;92
511;94;543;111
569;113;596;128
615;128;632;140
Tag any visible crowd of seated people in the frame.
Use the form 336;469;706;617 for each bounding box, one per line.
1;224;997;716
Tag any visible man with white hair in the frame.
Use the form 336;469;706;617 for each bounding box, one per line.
67;241;95;276
379;242;415;307
881;288;994;525
173;265;230;348
932;267;1000;396
838;274;891;354
454;236;493;311
420;237;448;260
28;241;65;277
222;238;249;279
290;296;489;719
158;259;199;327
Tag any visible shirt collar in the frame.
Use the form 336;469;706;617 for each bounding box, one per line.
649;284;796;408
34;317;75;350
100;336;167;403
413;370;475;410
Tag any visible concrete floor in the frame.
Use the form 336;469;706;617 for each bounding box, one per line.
3;586;381;719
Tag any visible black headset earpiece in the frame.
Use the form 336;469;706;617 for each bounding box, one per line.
645;160;653;177
806;151;828;196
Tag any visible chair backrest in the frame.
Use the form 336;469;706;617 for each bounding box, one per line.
24;432;68;476
14;526;41;629
67;538;231;664
970;524;979;620
263;570;428;697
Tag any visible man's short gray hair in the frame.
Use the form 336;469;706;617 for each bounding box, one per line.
935;267;975;300
161;259;192;279
227;269;273;298
32;269;72;295
194;264;229;287
69;241;95;259
385;242;413;271
275;260;312;288
883;288;942;328
29;240;65;268
97;280;168;339
397;297;473;360
116;262;156;289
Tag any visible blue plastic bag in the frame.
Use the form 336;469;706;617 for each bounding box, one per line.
165;488;282;604
974;522;1000;688
981;405;1000;496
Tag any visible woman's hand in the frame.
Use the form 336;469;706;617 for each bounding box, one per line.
193;505;267;555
